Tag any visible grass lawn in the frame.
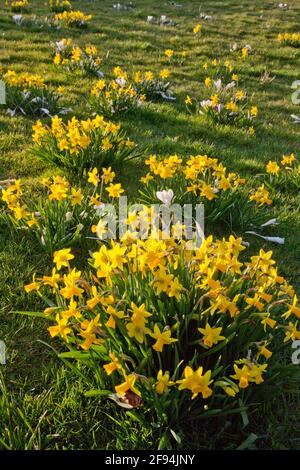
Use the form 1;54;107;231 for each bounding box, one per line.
1;0;300;450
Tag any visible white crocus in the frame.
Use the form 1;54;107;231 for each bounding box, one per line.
214;79;222;90
147;16;156;23
291;115;300;124
156;189;174;206
225;81;236;90
200;99;212;109
115;77;126;87
12;15;23;25
260;218;278;227
65;211;72;222
245;231;285;244
213;180;220;193
55;40;65;52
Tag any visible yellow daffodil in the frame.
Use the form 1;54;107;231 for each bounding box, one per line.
164;49;174;58
155;370;174;394
177;366;213;399
48;314;72;342
105;183;124;198
115;373;141;397
103;352;122;375
53;248;74;271
159;68;170;79
185;95;192;105
266;162;278;175
193;23;201;34
198;323;225;347
150;324;178;352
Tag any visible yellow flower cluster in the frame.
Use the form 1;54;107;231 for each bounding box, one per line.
249;184;272;206
24;231;299;402
53;39;102;73
141;153;245;201
90;67;143;116
1;167;127;254
55;10;92;27
32;115;134;155
10;0;28;11
202;88;257;121
202;58;236;79
1;176;84;227
0;169;125;256
277;33;300;47
133;68;170;82
42;176;83;205
91;66;173;115
91;77;138;101
1;67;63;116
1;179;32;223
32;115;137;177
49;0;71;13
186;58;258;132
3;70;45;89
266;154;299;175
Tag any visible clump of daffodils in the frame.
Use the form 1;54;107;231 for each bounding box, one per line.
132;68;175;102
54;10;92;28
187;76;258;132
24;233;299;428
31;115;138;176
53;39;104;77
1;69;65;116
90;67;174;117
163;48;188;65
277;33;300;47
201;58;238;85
10;0;28;12
90;71;142;117
139;153;277;239
265;153;300;190
49;0;72;13
0;168;123;254
249;184;272;207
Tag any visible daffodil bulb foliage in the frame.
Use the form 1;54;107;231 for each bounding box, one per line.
277;33;300;48
1;69;65;117
265;153;300;191
53;38;104;78
139;153;278;240
0;168;124;255
201;58;238;86
185;64;259;133
49;0;72;14
54;10;92;28
10;0;28;12
24;233;299;426
31;115;138;177
89;66;174;117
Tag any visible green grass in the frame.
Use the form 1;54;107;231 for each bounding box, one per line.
1;0;300;449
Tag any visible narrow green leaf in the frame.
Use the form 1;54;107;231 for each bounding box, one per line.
158;432;171;450
239;399;249;428
58;351;91;360
13;310;50;319
237;433;258;450
85;389;112;397
170;429;182;445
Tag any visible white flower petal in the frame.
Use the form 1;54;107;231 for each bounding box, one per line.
156;189;174;206
245;231;285;244
260;218;278;227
